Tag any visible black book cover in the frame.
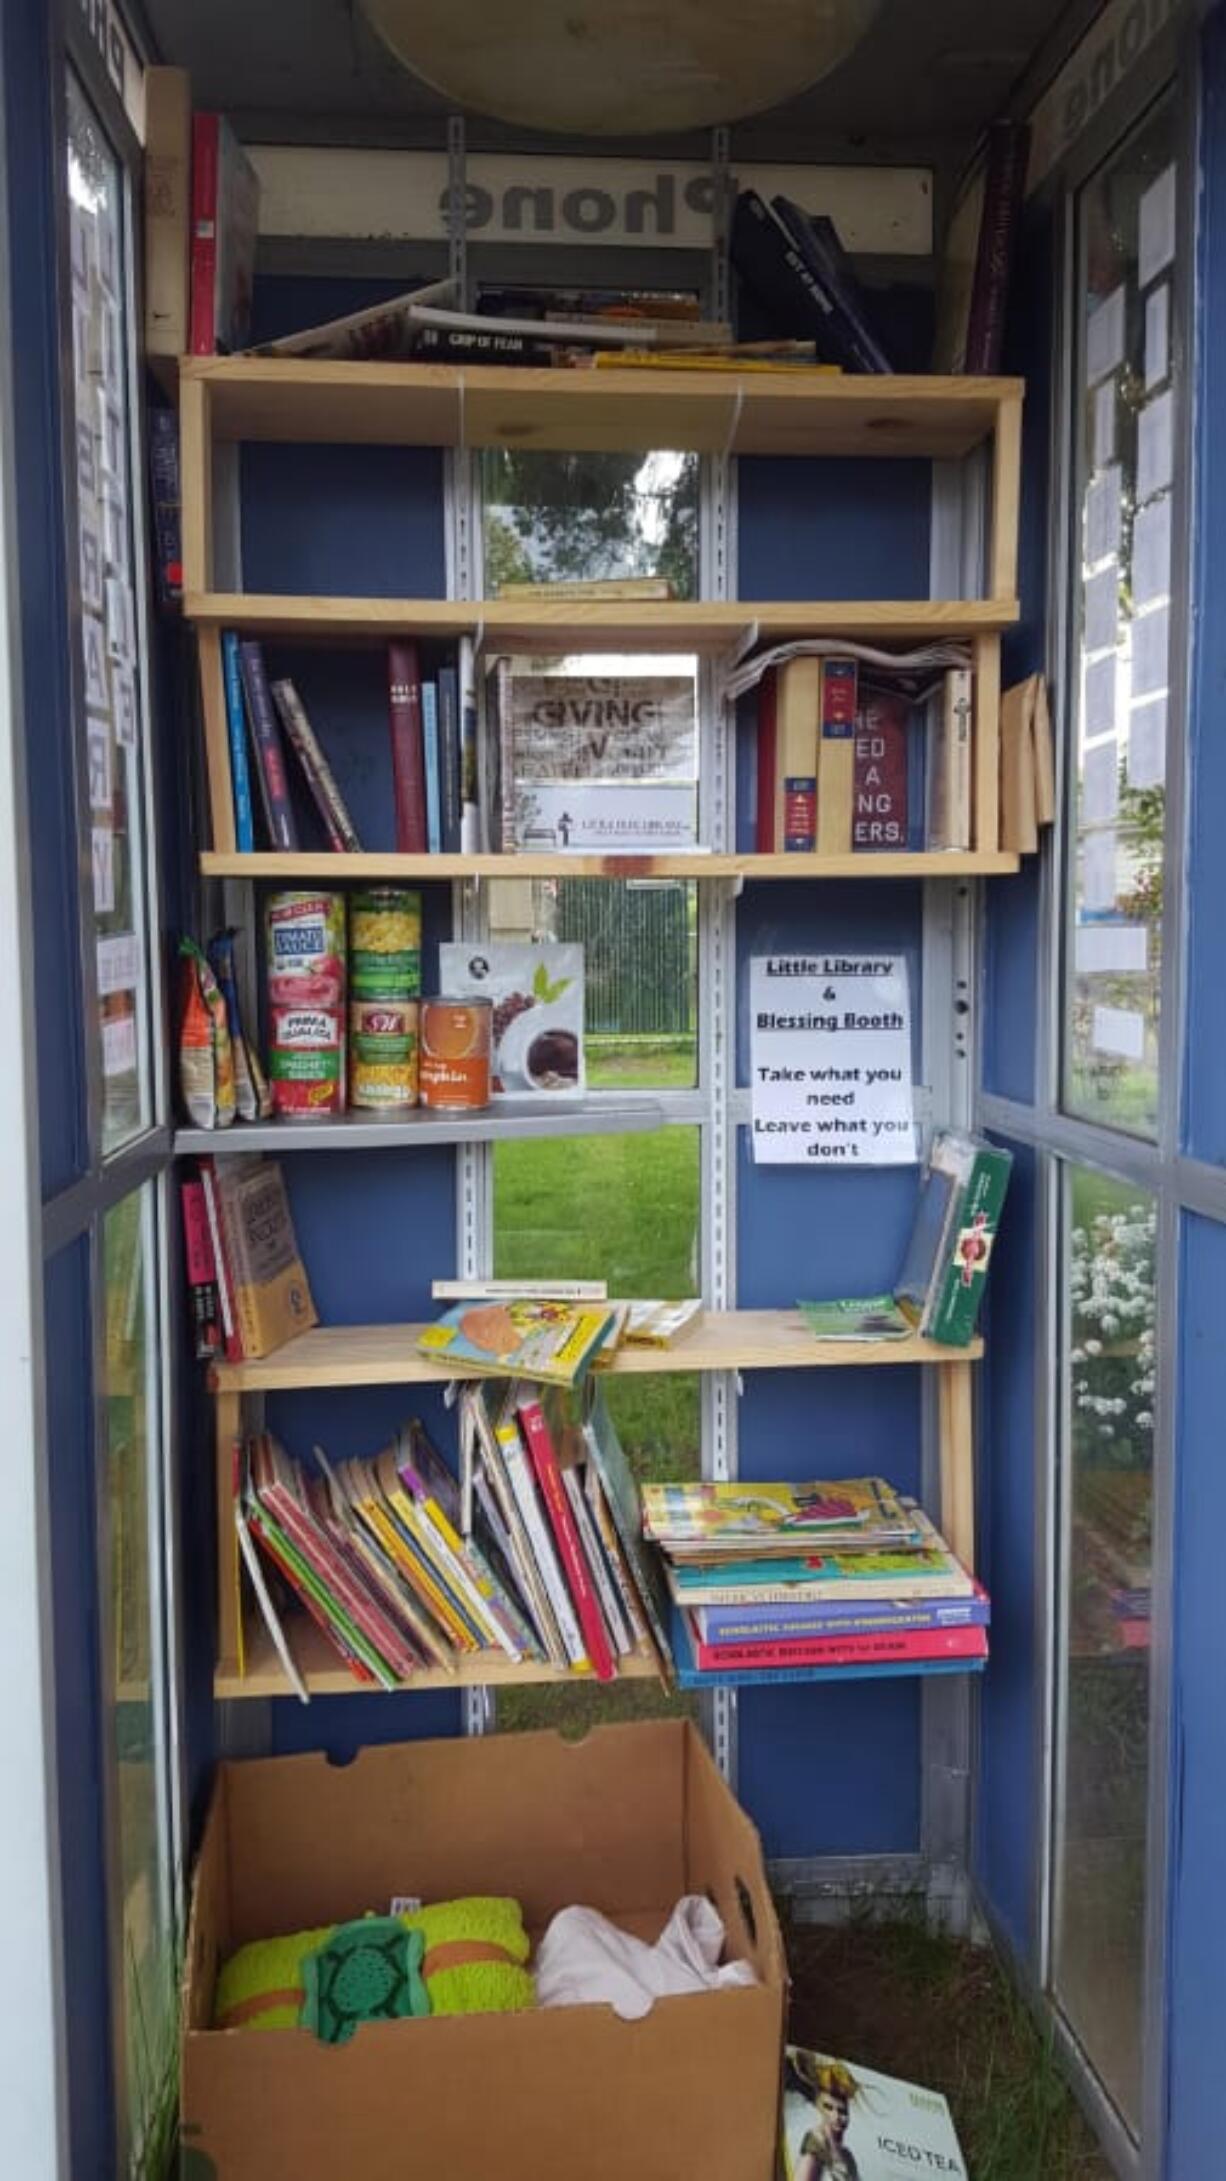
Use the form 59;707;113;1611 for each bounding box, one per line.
730;190;865;373
773;199;894;374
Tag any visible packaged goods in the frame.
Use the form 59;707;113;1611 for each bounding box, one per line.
418;996;492;1111
269;1004;346;1121
265;892;346;1008
349;999;419;1110
438;942;584;1097
179;937;236;1130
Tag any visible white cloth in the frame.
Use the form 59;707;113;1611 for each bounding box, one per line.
534;1893;757;2020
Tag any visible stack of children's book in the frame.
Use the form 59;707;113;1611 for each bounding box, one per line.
236;1384;675;1700
645;1477;990;1686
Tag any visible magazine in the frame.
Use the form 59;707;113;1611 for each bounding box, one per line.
781;2046;967;2180
437;942;585;1098
797;1296;912;1341
416;1298;616;1387
640;1478;918;1559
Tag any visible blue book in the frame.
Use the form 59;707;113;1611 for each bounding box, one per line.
696;1588;990;1646
422;679;441;854
221;630;255;852
907;696;927;850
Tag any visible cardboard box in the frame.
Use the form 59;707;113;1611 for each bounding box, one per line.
182;1720;787;2181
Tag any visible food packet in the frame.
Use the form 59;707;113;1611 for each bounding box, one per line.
209;928;272;1122
179;938;236;1129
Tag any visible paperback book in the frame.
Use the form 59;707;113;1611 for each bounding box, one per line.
640;1477;917;1560
416;1297;617;1386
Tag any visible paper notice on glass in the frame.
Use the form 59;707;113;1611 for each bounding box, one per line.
1082;829;1118;913
1137;390;1174;503
1092;1005;1146;1061
1145;282;1170;390
96;932;141;997
79;513;103;616
86;718;112;812
1085;653;1117;739
1132;496;1171;608
1086;285;1126;385
1129;695;1167;789
1085;464;1122;564
1138;163;1176;288
105;576;134;665
101;1010;138;1080
1075;922;1149;975
1082;739;1119;824
750;954;917;1167
1093;381;1116;469
91;825;115;914
1131;604;1169;701
1084;565;1119;654
113;662;137;749
82;612;110;714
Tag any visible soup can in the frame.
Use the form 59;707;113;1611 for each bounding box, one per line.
349;999;419;1110
266;891;346;1008
418;996;492;1111
269;1003;346;1120
350;887;421;1000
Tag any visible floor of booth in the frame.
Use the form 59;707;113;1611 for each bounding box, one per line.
785;1909;1112;2181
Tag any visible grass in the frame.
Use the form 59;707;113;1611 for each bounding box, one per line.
586;1035;696;1090
785;1903;1113;2181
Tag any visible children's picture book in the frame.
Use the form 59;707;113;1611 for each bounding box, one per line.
641;1477;917;1559
781;2046;968;2180
438;942;585;1097
417;1297;617;1387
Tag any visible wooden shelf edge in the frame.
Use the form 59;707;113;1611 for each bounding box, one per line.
200;849;1023;882
183;591;1020;641
216;1624;663;1700
209;1312;983;1392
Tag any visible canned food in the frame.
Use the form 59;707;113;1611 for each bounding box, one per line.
418;996;492;1111
349;999;419;1110
269;1003;346;1119
266;892;346;1008
350;887;421;1000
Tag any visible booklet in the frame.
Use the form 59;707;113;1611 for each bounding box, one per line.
781;2046;968;2180
416;1298;616;1387
797;1296;912;1341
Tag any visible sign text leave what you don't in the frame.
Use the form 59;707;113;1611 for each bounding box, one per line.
750;955;918;1166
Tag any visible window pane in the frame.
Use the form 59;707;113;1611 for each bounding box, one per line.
67;74;154;1155
1063;104;1177;1136
103;1188;174;2166
1054;1167;1155;2133
482;449;699;598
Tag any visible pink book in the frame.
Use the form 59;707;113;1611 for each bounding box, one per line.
517;1398;615;1681
686;1621;989;1674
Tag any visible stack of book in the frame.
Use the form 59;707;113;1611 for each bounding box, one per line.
181;1155;316;1363
644;1478;990;1686
237;1385;674;1699
737;643;976;857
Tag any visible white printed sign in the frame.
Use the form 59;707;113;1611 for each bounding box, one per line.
1075;922;1149;974
1092;1004;1146;1061
101;1009;138;1080
91;825;115;913
512;780;696;853
96;931;141;997
750;954;916;1167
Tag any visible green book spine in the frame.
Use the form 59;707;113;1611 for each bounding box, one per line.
928;1146;1012;1346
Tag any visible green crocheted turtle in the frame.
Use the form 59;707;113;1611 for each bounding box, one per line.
300;1918;429;2045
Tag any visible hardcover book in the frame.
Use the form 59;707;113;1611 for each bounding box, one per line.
686;1619;988;1673
388;640;427;854
143;68;191;363
853;684;909;852
695;1580;991;1646
641;1478;916;1559
816;657;858;855
206;1156;317;1360
188;113;258;356
770;197;893;375
270;678;362;853
754;668;778;852
899;1131;1012;1347
517;1398;615;1680
925;668;973;852
238;640;298;851
220;631;254;853
775;655;821;852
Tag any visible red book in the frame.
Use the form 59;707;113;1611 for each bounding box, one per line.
180;1175;221;1358
388;640;427;853
245;1498;376;1687
516;1399;616;1681
189;114;258;355
686;1620;988;1674
854;685;909;851
755;669;777;852
188;114;220;357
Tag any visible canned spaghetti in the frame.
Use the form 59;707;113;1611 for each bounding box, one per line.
350;888;421;1000
269;1004;346;1120
418;996;492;1111
349;999;419;1110
266;891;346;1008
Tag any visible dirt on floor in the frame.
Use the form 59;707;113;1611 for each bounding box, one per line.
783;1908;1116;2181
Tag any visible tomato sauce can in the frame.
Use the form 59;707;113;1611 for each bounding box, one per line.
349;999;420;1110
266;892;346;1008
418;996;492;1111
350;888;421;1000
269;1003;346;1119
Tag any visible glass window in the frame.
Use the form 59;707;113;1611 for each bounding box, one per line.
103;1186;175;2172
1063;104;1178;1136
482;448;699;598
67;73;154;1155
1053;1166;1155;2133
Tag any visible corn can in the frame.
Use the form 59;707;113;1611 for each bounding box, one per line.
350;887;421;1000
266;891;346;1008
418;996;492;1111
349;999;419;1110
268;1003;346;1120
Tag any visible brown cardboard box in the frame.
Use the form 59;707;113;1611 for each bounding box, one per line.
181;1720;787;2181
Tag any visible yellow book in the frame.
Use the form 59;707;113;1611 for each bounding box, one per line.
999;677;1038;854
211;1157;316;1362
816;659;858;856
589;349;841;374
774;656;822;851
364;1459;480;1653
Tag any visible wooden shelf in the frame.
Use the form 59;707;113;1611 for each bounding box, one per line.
183;592;1018;649
181;357;1023;463
201;849;1021;883
176;1094;675;1157
209;1311;982;1393
216;1617;663;1701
